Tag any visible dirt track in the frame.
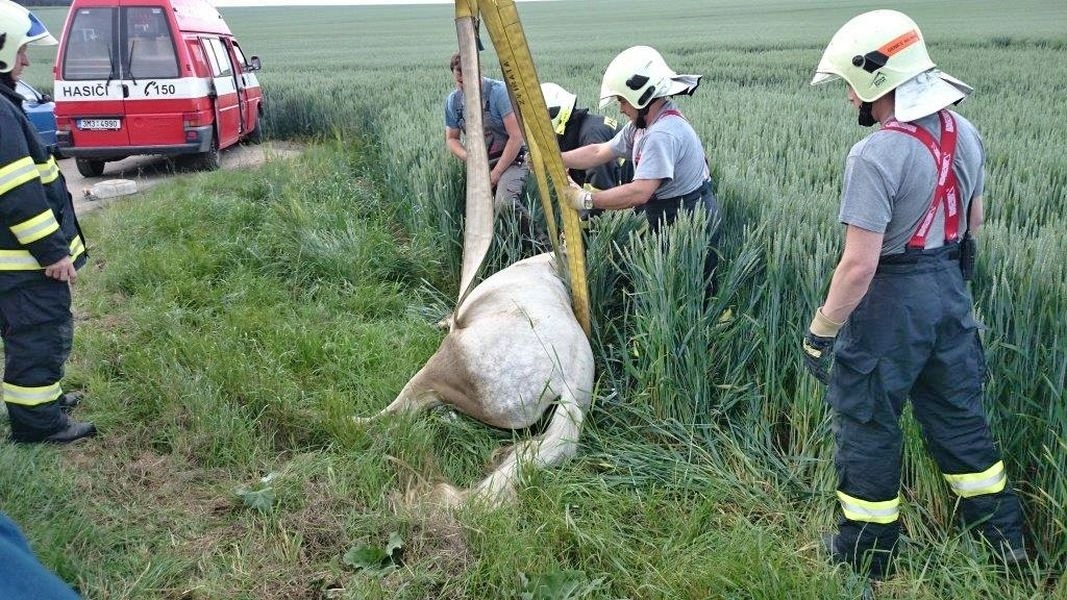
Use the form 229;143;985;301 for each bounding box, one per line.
61;141;303;216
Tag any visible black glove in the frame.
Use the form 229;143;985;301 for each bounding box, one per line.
802;331;835;385
803;307;843;385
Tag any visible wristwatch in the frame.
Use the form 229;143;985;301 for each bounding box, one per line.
581;190;594;210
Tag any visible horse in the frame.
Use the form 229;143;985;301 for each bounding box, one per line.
358;251;594;507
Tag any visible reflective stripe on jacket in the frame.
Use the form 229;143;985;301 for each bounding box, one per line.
0;84;86;277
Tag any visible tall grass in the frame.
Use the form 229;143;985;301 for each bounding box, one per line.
9;0;1067;596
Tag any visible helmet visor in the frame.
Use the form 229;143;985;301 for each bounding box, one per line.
810;71;839;86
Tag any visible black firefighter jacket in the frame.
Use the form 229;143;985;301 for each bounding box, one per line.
0;83;86;293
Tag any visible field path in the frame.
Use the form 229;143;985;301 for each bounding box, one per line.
62;140;303;217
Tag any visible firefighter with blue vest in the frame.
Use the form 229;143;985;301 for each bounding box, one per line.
0;0;95;444
445;52;545;246
804;9;1026;578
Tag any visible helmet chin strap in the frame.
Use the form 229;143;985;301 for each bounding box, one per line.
858;101;877;127
635;105;651;129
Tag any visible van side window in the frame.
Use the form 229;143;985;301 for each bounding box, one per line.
202;38;232;78
126;7;179;78
230;41;249;72
186;40;210;78
62;8;115;80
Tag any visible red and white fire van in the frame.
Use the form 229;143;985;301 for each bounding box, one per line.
52;0;263;177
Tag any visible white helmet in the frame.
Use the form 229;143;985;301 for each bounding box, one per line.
598;45;701;110
541;82;577;135
811;9;972;121
0;0;58;74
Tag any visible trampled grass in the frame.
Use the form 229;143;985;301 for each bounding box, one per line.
6;0;1067;598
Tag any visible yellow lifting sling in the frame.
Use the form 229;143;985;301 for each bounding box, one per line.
453;0;591;336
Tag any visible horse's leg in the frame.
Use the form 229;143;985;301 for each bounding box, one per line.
352;368;444;425
456;383;589;507
355;332;482;423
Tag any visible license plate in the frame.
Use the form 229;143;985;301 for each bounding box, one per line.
78;118;121;130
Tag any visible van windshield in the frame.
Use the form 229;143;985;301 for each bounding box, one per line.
62;6;179;81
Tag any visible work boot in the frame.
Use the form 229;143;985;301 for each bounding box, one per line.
822;534;876;600
995;542;1031;578
42;417;96;444
58;391;84;413
1003;545;1030;566
821;532;890;585
821;532;847;565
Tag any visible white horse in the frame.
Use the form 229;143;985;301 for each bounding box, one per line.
360;251;594;507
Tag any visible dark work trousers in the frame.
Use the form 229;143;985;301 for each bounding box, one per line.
1;278;73;442
641;180;723;294
827;247;1024;576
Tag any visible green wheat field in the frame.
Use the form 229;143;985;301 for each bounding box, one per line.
6;0;1066;598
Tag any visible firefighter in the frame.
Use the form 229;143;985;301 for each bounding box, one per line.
804;9;1026;578
0;1;95;444
540;82;633;194
561;46;722;286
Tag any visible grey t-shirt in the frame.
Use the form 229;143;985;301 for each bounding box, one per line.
608;99;708;200
839;110;985;256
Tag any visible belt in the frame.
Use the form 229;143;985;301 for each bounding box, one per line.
878;242;960;266
487;149;527;169
643;179;713;213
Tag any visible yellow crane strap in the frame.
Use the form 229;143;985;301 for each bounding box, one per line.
524;135;560;246
473;0;591;335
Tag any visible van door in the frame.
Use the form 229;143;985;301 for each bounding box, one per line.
56;5;131;147
199;36;240;149
123;5;183;147
226;39;257;137
57;4;184;150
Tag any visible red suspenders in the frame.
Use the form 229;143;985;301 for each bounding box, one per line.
881;110;961;249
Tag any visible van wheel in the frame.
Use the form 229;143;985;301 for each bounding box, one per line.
192;140;220;172
75;158;106;177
